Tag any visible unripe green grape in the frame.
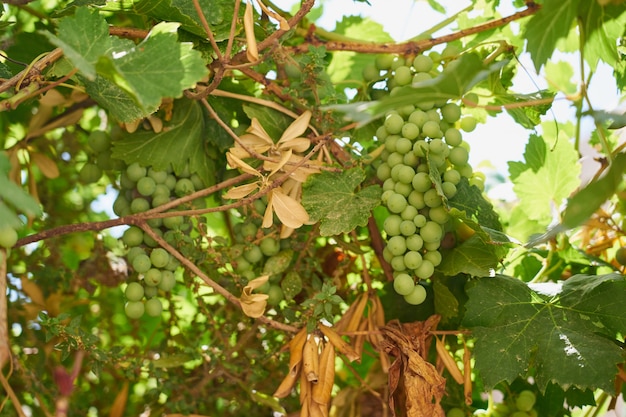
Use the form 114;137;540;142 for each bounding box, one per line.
390;256;407;271
244;245;264;263
429;153;447;168
401;123;420;140
442;181;457;198
87;130;111;153
384;215;402;236
363;63;380;81
412;172;432;193
165;256;180;271
377;163;391;181
416;164;429;174
144;285;158;298
381;190;395;204
123;226;144;247
422;121;441;138
412;72;432;83
79;163;102;183
394;182;412;197
376;125;389;140
150;248;170;268
400;220;417;236
125;282;144;301
137;176;157;197
143;230;161;249
413;140;429;157
390;164;403;182
158;270;176;291
401;205;418;221
375;54;394;70
423;250;442;267
398;105;416;118
267;285;284;306
418;101;435;111
387;193;408;214
387;151;404;167
383;179;396;192
384;114;404;135
441;44;461;59
405;235;423;252
383;247;393;263
145;297;163;317
175;178;195;197
404;284;427;305
152;195;170;208
408;191;426;210
428;138;447;154
125;301;144;319
413;214;427;228
190;173;204;191
394;66;412;86
412;55;433;72
397;165;415;184
395;138;413;155
132;254;152;273
424;240;441;251
113;194;130;217
421;221;443;243
449;146;469;166
387;235;407;256
516;390;537;412
425;109;440;123
441;103;461;123
126;162;147;182
385;135;399;152
458;164;473;178
144;268;162;286
469;176;485;191
460;116;477;132
146;167;168;184
404;250;423;269
164;174;177;190
415;259;434;279
390;56;405;70
446;408;465;417
241;222;257;239
260;237;280;257
127;247;146;264
393;273;415;295
409;110;428;127
163;215;184;230
510;412;530;417
95;150;116;170
403;152;419;166
0;227;18;248
444;128;463;147
443;169;461;185
615;246;626;266
424;188;442;208
234;256;251;273
429;206;450;224
130;197;150;214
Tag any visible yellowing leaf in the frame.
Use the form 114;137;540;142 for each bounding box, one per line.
227;152;261;177
240;275;269;318
31;152;60;179
278;111;311;144
223;182;259;200
270;189;309;229
244;1;258;62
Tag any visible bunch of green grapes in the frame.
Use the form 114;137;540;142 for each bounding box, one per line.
113;162;203;319
368;51;483;305
78;130;124;184
225;200;299;307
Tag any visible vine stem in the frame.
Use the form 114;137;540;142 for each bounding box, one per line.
283;3;540;55
0;250;9;370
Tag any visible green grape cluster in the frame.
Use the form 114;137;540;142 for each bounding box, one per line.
369;52;483;305
79;130;123;183
114;162;204;319
471;390;538;417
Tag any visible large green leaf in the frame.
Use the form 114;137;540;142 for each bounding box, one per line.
302;168;381;236
111;100;214;185
511;133;580;226
330;53;507;125
82;74;151;122
463;273;626;392
579;1;626;70
524;0;580;71
0;153;42;229
43;7;112;80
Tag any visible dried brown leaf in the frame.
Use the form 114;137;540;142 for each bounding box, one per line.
318;324;360;363
255;0;290;30
31;152;60;179
270;189;309;229
109;382;128;417
435;337;463;385
223;182;259;200
463;339;473;405
226;152;261;177
239;276;269;318
244;0;258;62
303;335;320;383
312;342;335;407
278;111;311;144
274;362;302;398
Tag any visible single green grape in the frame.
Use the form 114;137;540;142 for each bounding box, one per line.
384;215;402;236
441;103;461;123
420;221;443;243
174;178;195;197
412;55;433;73
132;254;152;274
147;167;168;184
387;235;407;256
125;301;144;319
0;227;18;248
159;270;176;291
375;54;394;70
399;220;417;236
87;130;111;153
267;285;284;306
387;193;408;214
137;177;157;197
415;259;434;279
401;123;420;140
404;250;423;269
144;268;162;286
393;273;414;295
615;246;626;266
130;197;150;214
244;245;264;264
125;282;144;302
394;66;412;86
384;113;405;135
150;248;170;268
145;298;163;317
460;116;477;132
79;163;102;184
405;234;424;251
390;256;407;272
449;146;469;166
515;390;537;412
404;284;427;305
126;162;147;182
122;226;144;247
260;237;280;257
395;138;413;155
412;172;432;193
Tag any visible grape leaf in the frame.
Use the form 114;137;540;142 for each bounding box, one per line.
327;16;392;85
96;22;207;113
330;53;507;125
43;7;112;80
302;168;382;236
524;0;580;71
527;153;626;247
81;74;150;122
545;61;577;94
111;99;215;185
495;90;555;129
448;178;503;232
463;273;626;392
133;0;240;40
579;1;626;71
512;133;580;226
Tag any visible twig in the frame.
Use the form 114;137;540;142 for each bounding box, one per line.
191;0;223;61
0;250;9;369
